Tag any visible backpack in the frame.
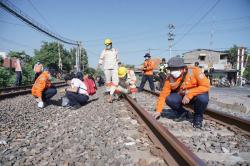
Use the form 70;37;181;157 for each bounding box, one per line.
84;78;96;95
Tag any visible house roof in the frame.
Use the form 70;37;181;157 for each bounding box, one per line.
182;49;227;55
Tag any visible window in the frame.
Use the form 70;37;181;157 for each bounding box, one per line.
220;54;228;60
199;56;206;61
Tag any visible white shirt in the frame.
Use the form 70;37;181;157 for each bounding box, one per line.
15;59;22;72
71;78;89;96
99;48;119;70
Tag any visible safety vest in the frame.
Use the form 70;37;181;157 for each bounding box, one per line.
32;71;51;98
159;63;167;73
156;66;210;113
143;59;154;75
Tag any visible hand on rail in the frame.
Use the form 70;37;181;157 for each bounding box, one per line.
153;111;161;120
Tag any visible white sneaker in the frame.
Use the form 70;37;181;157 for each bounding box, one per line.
38;101;44;108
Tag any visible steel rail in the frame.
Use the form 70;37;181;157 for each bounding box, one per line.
124;94;206;166
0;82;67;100
142;89;250;134
0;81;65;92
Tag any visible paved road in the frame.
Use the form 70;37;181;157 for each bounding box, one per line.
210;86;250;114
211;86;250;97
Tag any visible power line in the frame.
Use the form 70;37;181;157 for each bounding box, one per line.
173;0;221;47
176;16;250;29
0;0;78;45
0;19;26;26
27;0;56;32
0;36;32;48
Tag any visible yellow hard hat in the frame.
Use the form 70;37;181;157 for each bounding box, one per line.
104;38;112;45
118;67;127;78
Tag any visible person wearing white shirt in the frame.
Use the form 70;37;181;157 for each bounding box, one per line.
64;74;89;110
97;38;119;103
14;58;22;86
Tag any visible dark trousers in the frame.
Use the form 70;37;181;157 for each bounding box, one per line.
15;71;22;86
158;72;166;90
66;91;89;106
139;75;155;91
34;72;42;82
166;93;209;119
42;87;57;102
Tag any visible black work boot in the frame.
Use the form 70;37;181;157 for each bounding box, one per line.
173;111;188;122
193;114;203;129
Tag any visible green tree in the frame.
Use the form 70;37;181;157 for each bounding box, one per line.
124;64;135;69
33;42;60;70
228;45;238;69
96;68;105;77
8;51;25;59
227;45;248;69
7;51;34;85
33;41;73;72
0;66;12;87
243;55;250;80
0;57;3;66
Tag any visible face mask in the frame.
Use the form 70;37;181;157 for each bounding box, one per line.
171;70;182;78
106;44;112;50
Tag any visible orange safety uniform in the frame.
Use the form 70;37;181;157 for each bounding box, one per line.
142;59;154;75
32;71;52;98
156;66;210;113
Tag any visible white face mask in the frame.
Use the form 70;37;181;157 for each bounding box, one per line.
171;70;182;78
106;44;112;50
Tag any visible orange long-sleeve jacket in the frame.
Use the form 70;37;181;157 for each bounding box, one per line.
142;59;154;75
156;66;210;113
32;71;52;98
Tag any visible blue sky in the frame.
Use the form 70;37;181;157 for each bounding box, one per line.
0;0;250;67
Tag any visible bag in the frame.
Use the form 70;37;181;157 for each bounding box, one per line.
84;78;96;95
62;96;69;107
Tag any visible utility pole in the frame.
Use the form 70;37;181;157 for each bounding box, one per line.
75;42;79;72
237;47;245;86
208;20;214;71
168;24;175;57
75;42;83;72
58;42;62;71
79;42;83;72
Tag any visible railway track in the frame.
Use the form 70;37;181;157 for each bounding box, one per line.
0;81;67;99
123;89;250;165
1;85;249;165
0;87;166;165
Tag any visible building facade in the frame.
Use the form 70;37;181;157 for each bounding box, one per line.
182;49;232;71
182;49;237;86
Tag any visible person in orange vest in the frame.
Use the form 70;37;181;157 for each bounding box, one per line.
32;69;57;108
153;57;210;128
138;53;155;92
33;61;43;82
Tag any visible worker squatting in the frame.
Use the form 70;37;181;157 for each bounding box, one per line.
31;38;210;129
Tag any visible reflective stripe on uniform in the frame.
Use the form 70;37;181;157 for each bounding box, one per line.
188;68;193;77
